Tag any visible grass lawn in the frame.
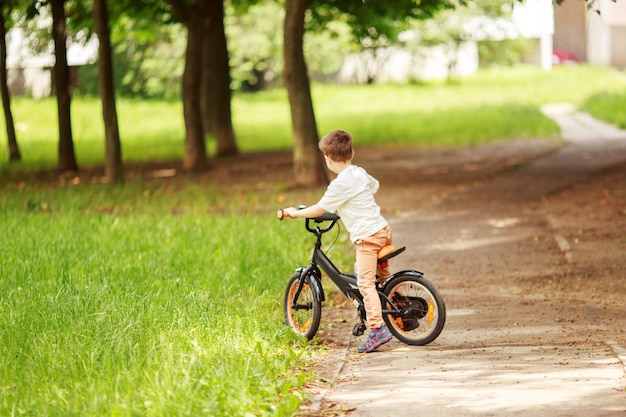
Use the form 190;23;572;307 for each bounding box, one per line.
581;90;626;128
1;65;625;416
1;65;625;172
0;183;330;416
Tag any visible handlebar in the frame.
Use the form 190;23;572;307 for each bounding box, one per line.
306;213;340;234
276;206;340;234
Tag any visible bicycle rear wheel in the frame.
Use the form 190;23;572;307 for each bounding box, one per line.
382;273;446;345
284;272;322;340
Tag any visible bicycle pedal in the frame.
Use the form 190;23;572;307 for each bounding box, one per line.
352;323;367;336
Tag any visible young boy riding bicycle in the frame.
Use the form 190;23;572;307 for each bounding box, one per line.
280;129;393;353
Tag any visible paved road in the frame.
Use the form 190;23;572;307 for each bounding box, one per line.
307;104;626;417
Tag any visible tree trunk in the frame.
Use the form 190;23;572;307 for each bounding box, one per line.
50;0;77;174
283;0;327;187
182;17;208;171
168;0;209;171
0;7;20;162
200;25;213;137
93;0;123;184
204;0;238;157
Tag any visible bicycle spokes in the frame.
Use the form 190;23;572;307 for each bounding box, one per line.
284;273;322;340
288;283;310;327
383;274;446;345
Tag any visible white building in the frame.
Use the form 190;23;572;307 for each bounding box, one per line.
555;0;626;69
339;0;556;83
6;27;97;98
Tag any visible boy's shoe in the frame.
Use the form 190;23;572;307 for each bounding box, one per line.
357;326;393;353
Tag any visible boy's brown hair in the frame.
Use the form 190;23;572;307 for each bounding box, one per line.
319;130;353;162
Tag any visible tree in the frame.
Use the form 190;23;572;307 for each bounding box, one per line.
93;0;123;183
169;0;240;167
202;0;238;157
168;0;209;171
0;2;20;162
283;0;456;186
50;0;78;173
283;0;327;187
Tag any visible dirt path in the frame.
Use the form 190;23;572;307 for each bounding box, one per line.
299;105;626;416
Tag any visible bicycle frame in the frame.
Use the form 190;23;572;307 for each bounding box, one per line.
292;216;424;319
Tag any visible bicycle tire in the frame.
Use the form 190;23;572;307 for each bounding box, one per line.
283;272;322;340
382;273;446;345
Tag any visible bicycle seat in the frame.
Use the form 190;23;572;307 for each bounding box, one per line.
377;245;405;266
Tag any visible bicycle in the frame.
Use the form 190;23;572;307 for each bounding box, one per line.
279;210;446;346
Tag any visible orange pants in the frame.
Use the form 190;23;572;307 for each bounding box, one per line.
355;226;392;329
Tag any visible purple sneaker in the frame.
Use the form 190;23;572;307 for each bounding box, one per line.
357;326;393;353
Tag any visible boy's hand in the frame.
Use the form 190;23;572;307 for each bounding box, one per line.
277;207;296;220
277;206;322;220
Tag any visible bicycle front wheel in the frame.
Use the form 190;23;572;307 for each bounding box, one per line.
382;273;446;346
283;272;322;340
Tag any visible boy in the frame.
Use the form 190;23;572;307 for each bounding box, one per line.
280;130;393;353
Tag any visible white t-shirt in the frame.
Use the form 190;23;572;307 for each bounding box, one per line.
317;165;388;243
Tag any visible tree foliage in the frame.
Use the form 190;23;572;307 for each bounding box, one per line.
227;1;284;91
309;0;455;42
227;0;351;90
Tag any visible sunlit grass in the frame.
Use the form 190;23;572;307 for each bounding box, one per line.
312;65;626;146
0;182;315;416
6;98;185;168
581;90;626;129
1;65;625;172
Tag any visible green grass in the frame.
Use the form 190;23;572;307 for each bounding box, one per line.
312;65;626;146
1;65;625;172
0;183;324;416
3;99;185;168
581;90;626;129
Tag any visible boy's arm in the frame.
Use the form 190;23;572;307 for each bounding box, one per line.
368;173;380;194
282;205;326;219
